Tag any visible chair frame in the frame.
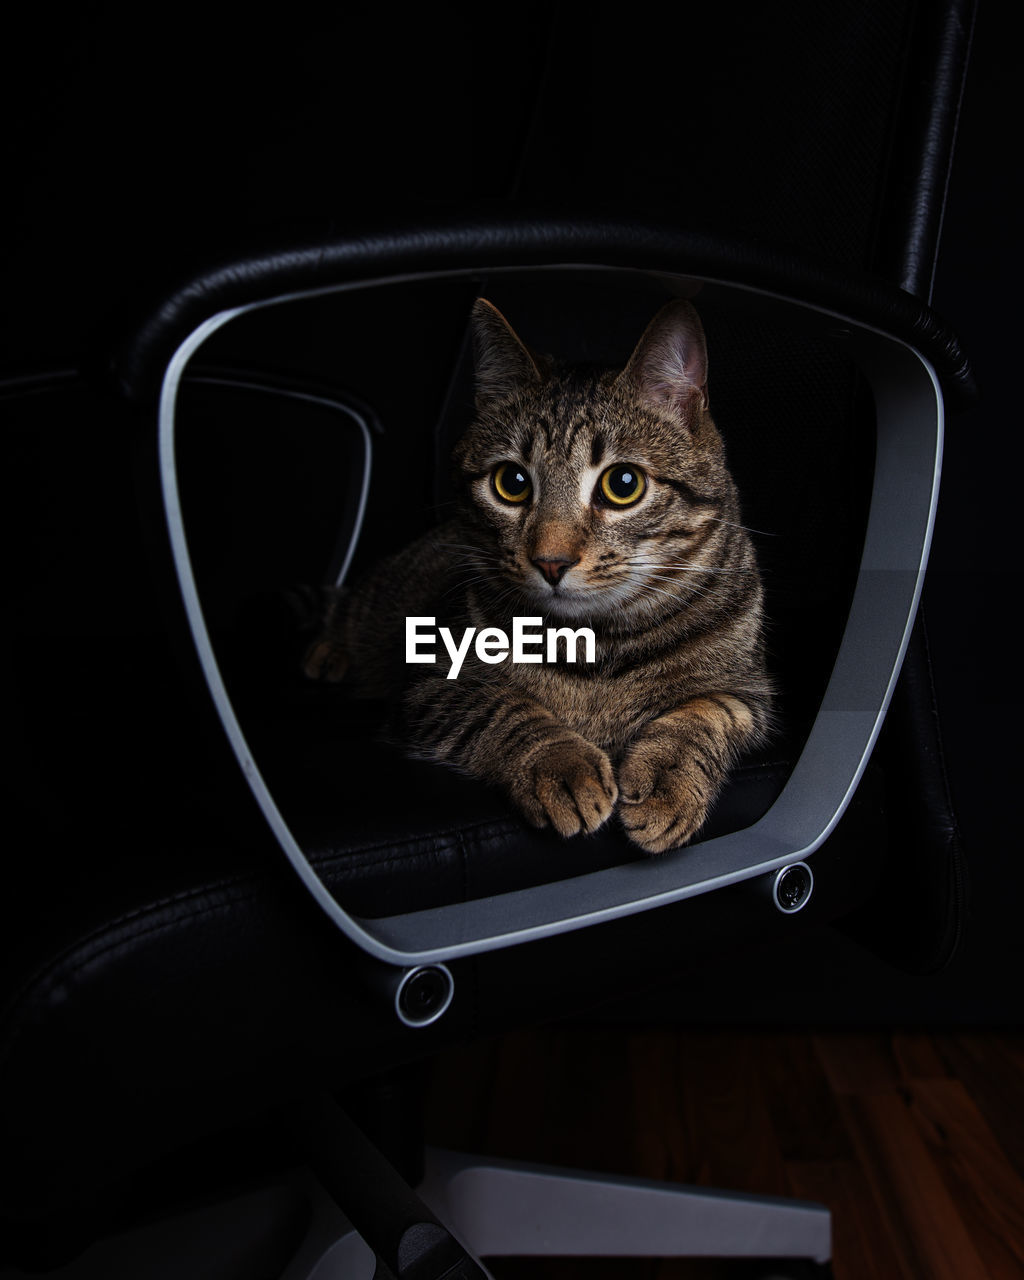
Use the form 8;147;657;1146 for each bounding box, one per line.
156;259;942;969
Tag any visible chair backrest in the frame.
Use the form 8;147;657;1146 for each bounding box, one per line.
123;219;971;974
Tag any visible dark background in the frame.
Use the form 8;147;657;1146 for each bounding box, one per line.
3;5;1023;1270
3;0;1019;1038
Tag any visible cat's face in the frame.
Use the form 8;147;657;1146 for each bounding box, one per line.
453;300;738;623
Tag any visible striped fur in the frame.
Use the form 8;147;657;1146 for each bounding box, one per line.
306;299;772;854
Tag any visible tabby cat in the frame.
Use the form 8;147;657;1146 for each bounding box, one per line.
304;298;772;854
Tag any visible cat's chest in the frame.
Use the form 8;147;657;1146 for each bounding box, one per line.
508;661;656;752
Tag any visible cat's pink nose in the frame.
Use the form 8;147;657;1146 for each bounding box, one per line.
532;556;578;586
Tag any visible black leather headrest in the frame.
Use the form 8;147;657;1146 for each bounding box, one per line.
111;213;976;408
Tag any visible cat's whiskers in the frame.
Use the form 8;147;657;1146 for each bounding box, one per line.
443;543;502;563
635;577;710;607
642;573;735;603
442;562;498;591
440;546;512;590
633;547;734;600
640;575;729;609
642;567;744;606
437;541;504;556
650;562;751;574
625;553;736;608
644;568;730;595
703;514;778;537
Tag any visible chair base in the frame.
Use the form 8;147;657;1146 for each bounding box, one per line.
285;1147;831;1277
420;1148;831;1264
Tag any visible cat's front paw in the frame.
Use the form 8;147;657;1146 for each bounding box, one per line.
512;738;618;838
618;739;711;855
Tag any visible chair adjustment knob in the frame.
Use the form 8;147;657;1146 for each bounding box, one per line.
395;964;455;1028
771;862;814;914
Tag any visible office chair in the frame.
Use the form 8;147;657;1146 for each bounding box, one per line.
1;2;978;1274
0;213;973;1277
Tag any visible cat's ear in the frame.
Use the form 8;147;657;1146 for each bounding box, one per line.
471;298;547;407
617;301;709;419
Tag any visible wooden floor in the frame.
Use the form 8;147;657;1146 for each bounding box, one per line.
423;1025;1024;1279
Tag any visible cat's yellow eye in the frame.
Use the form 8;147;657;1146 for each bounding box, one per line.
599;464;646;507
492;461;532;505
